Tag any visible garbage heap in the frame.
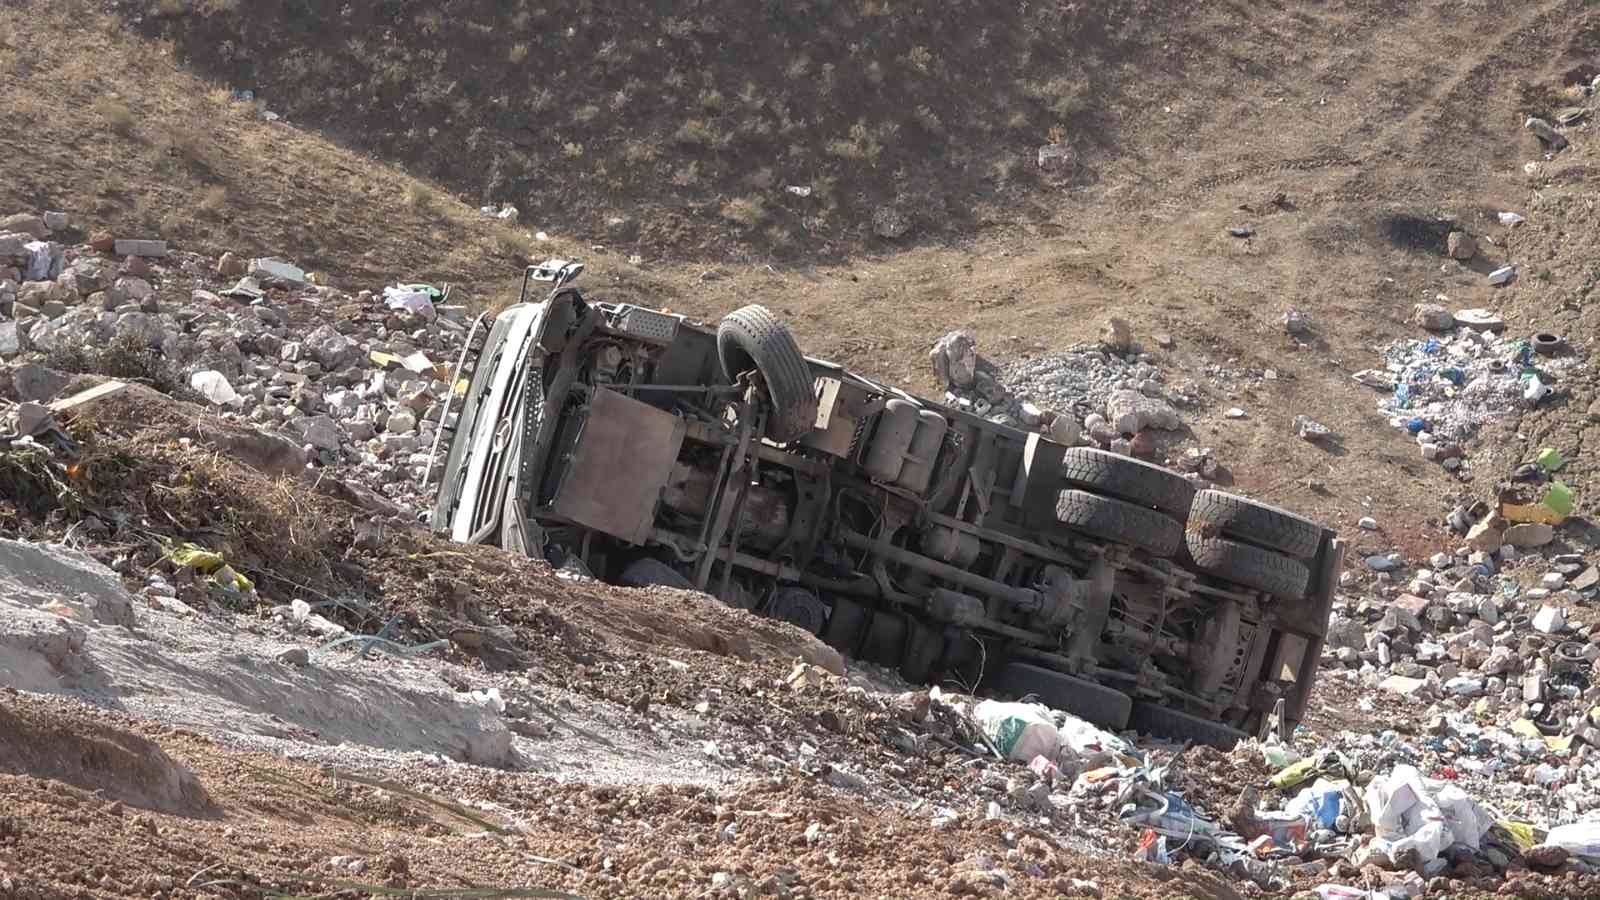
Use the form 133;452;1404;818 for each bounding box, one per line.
0;213;468;515
1355;318;1581;474
961;695;1600;899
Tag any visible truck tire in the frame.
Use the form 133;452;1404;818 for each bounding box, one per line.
1059;448;1196;519
989;662;1133;731
1055;489;1183;558
618;558;696;590
1128;702;1248;750
1189;490;1322;560
823;597;870;656
716;305;818;444
1185;533;1310;598
900;619;944;684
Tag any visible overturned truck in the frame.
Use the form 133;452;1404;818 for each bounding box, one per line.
431;262;1343;748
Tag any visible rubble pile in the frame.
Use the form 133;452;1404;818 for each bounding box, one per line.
0;213;469;513
931;324;1201;458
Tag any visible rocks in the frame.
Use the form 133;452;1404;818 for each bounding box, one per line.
305;324;356;370
1525;116;1568;151
1099;317;1132;354
1445;232;1476;260
1358;516;1378;531
277;647;310;667
1104;389;1180;434
1464;520;1503;552
12;363;70;402
1294;415;1332;441
302;415;343;452
1541;572;1567;591
871;206;910;239
930;331;979;389
1532;606;1566;635
1037;144;1072;171
42;211;68;232
1411;303;1455;331
1380;675;1428;697
113;239;168;258
217;252;248;278
1503;523;1554;548
1283;309;1312;336
0;213;48;239
1365;554;1402;573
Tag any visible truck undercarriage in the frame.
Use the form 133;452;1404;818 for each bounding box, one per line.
431;264;1343;748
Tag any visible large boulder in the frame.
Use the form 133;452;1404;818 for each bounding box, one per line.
930;331;979;390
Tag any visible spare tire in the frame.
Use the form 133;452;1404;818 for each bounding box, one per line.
1059;448;1196;519
1185;533;1310;598
1056;489;1183;557
716;305;818;443
1189;490;1323;560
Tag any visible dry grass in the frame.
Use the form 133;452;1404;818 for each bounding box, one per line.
719;196;767;229
0;0;542;298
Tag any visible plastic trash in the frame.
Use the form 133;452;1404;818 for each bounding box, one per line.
1535;448;1566;472
1394;383;1412;409
1487;265;1517;286
1523;375;1552;406
1262;743;1300;769
1542;481;1574;518
1498;211;1526;227
189;370;242;407
973;700;1061;762
1134;827;1171;864
1364;764;1449;864
383;285;437;319
1405;417;1426;435
1056;713;1134;757
1497;820;1543;852
1434;784;1492;850
1287;779;1345;829
1542;821;1600;860
168;542;226;574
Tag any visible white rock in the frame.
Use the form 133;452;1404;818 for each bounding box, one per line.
189;370;241;407
1533;605;1566;634
1358;516;1378;531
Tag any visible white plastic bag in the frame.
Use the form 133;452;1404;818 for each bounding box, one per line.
1364;765;1448;863
383;285;437;319
1434;784;1491;850
1543;821;1600;860
973;700;1061;762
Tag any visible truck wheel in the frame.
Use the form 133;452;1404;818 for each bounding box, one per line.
1185;533;1310;598
1128;702;1248;750
1189;490;1323;560
1059;448;1196;519
716;305;818;444
1055;490;1183;558
618;558;695;590
823;597;869;656
988;662;1133;730
899;619;944;684
859;610;907;668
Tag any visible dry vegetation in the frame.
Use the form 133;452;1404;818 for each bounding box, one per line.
0;1;559;299
133;0;1184;258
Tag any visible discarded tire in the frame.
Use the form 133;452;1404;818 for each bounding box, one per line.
1186;533;1310;598
618;557;694;590
1128;702;1249;750
989;662;1133;731
716;305;818;443
1059;448;1196;519
1055;489;1183;557
1189;490;1322;560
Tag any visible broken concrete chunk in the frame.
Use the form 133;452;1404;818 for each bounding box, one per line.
1504;522;1554;548
1105;389;1180;434
1533;605;1566;634
1412;303;1455;331
113;239;168;258
302;415;342;452
930;331;978;390
1525;116;1568;150
249;257;307;285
